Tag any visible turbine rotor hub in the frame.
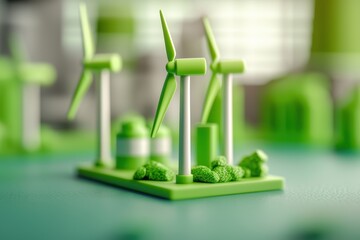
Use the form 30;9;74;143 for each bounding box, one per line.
166;61;176;73
210;62;218;72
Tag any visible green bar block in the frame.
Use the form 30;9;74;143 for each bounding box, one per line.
196;123;218;167
217;60;244;74
77;165;284;200
175;58;206;76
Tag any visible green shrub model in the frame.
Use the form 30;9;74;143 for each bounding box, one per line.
192;156;244;183
239;150;269;178
133;161;175;181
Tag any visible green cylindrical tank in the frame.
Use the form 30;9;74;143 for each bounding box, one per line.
147;121;172;165
310;0;360;72
116;121;149;170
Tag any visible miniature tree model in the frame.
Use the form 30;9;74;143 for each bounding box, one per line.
151;10;206;184
67;2;121;167
201;18;245;165
9;34;56;151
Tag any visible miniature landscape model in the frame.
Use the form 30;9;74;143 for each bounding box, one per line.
73;3;284;200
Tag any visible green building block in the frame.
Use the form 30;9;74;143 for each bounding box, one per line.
336;85;360;150
260;72;333;145
195;123;218;167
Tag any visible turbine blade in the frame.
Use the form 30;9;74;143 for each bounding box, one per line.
67;69;92;120
151;73;177;137
203;17;220;62
79;2;94;60
160;10;176;61
201;72;221;123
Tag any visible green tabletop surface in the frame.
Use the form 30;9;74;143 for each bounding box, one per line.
1;143;360;240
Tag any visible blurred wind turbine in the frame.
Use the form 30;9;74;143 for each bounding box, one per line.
10;33;56;151
201;17;245;165
67;2;122;167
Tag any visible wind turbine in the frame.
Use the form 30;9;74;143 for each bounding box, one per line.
201;17;245;165
67;2;122;167
9;33;56;151
151;10;206;184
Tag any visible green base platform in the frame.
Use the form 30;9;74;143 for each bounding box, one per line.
78;165;285;200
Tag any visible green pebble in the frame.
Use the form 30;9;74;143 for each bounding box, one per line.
211;156;227;169
213;166;232;183
133;166;147;180
192;166;219;183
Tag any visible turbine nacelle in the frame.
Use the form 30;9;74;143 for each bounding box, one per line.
83;54;122;72
166;58;206;76
213;60;244;74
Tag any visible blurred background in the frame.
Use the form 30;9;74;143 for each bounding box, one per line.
1;1;360;239
0;0;359;155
